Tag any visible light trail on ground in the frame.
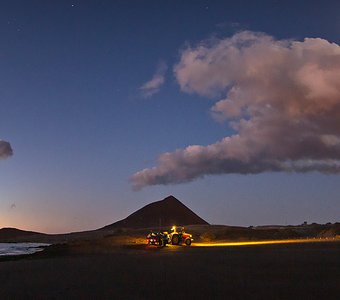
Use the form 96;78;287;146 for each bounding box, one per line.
193;238;339;247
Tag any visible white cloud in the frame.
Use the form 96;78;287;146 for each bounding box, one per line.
131;31;340;189
139;61;167;97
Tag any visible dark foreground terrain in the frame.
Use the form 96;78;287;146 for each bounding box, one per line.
1;241;340;300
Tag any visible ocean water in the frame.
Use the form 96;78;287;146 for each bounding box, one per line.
0;243;50;256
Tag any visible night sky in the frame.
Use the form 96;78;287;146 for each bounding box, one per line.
0;0;339;233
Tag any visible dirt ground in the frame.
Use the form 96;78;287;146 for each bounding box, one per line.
0;241;340;299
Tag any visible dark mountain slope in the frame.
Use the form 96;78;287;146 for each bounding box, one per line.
101;195;209;229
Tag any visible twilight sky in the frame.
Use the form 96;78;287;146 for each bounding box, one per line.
0;0;339;233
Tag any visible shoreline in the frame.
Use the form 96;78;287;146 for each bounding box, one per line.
1;237;339;262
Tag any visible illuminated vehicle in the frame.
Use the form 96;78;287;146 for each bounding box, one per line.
146;231;168;247
146;226;193;246
168;226;193;246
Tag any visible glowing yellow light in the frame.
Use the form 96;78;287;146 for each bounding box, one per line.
193;238;336;247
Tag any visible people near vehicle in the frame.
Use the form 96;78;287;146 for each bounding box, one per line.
147;226;193;247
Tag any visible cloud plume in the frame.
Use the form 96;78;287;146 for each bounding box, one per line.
0;140;13;159
132;31;340;189
139;61;167;97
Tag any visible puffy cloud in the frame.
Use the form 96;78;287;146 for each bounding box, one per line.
139;61;167;97
0;140;13;159
132;31;340;189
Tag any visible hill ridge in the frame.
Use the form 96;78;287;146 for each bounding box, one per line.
0;227;46;240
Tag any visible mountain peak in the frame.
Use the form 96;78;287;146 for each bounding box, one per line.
163;195;180;202
102;195;208;229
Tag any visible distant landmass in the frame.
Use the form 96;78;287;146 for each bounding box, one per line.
1;195;340;244
0;195;209;242
0;228;46;240
101;195;209;230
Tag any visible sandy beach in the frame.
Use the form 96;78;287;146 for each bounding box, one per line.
1;241;340;299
